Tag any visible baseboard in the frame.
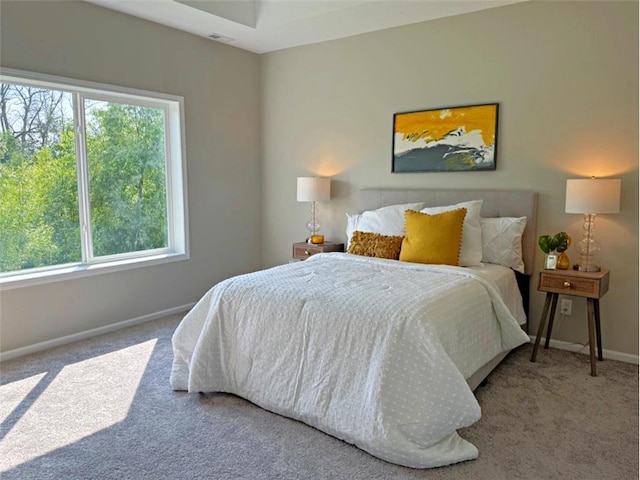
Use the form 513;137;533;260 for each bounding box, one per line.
528;335;639;365
6;311;636;365
0;303;195;363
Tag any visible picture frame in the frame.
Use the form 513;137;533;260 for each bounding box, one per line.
392;103;499;173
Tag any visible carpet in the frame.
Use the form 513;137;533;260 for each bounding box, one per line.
1;313;637;479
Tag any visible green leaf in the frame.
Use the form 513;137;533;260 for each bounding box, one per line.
538;235;553;254
553;231;570;253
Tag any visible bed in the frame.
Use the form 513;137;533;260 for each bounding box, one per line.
171;188;538;469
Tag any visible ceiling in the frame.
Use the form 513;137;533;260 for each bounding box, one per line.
84;0;526;54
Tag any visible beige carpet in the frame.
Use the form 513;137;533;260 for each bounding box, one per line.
1;314;637;479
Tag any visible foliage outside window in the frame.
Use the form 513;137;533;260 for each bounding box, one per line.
0;69;188;287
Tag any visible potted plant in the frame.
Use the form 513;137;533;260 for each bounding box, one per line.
538;231;571;269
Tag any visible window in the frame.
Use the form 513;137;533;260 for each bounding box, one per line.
0;69;188;288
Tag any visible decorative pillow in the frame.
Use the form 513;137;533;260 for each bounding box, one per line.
345;202;424;248
480;216;527;273
347;231;404;260
399;209;466;266
420;200;483;267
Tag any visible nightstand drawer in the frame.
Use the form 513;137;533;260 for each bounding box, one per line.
538;270;609;299
292;242;344;260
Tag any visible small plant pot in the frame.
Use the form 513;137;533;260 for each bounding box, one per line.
544;253;558;270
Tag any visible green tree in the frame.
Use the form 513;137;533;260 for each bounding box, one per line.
0;82;169;274
86;102;168;257
0;85;79;272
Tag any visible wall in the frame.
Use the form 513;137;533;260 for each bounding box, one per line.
261;1;638;355
0;1;262;352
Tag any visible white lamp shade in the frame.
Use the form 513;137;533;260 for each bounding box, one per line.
297;177;331;202
565;178;621;214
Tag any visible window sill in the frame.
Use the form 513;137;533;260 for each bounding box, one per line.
0;252;189;291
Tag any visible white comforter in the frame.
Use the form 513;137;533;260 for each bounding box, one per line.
171;253;529;468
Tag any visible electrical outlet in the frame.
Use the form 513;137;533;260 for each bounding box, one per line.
560;299;572;316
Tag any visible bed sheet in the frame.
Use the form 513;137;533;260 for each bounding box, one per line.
171;253;529;468
471;263;527;325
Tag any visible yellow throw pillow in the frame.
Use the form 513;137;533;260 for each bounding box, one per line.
347;231;404;260
399;208;466;266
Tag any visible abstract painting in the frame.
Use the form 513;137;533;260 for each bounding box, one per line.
392;103;498;173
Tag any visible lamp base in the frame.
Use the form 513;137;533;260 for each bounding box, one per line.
573;263;601;272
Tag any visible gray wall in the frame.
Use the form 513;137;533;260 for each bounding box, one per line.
0;1;262;352
261;1;639;355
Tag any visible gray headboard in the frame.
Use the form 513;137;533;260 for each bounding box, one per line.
359;188;538;276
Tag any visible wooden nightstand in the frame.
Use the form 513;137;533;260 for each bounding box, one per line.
530;268;610;376
292;241;344;260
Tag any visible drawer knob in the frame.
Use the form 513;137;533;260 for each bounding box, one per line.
563;281;571;288
304;250;310;256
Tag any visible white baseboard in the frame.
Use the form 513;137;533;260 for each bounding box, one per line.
0;303;195;363
528;335;639;365
5;311;637;365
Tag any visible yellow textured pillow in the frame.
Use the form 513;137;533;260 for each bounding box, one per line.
399;208;466;266
347;231;404;260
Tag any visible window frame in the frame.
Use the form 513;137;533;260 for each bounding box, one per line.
0;68;189;290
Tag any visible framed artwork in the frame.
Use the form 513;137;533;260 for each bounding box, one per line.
392;103;499;173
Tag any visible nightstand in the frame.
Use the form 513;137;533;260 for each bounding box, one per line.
292;241;344;260
530;268;610;376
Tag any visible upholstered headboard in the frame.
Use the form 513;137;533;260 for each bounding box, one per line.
359;188;538;276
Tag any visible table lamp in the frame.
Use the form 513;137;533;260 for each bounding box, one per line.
297;177;331;244
565;177;621;272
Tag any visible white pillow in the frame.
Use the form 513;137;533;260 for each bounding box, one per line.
346;202;424;248
420;200;483;267
480;216;527;273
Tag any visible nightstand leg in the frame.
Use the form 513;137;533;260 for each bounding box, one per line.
587;298;597;376
594;299;603;361
531;293;553;362
544;294;559;349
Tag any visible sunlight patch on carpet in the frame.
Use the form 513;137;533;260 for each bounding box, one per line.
0;373;48;424
0;339;157;471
